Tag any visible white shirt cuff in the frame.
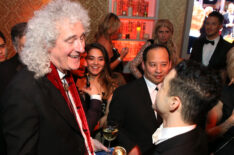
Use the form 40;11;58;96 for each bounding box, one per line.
90;95;102;101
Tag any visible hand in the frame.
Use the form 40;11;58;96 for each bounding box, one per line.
80;80;101;96
128;146;141;155
91;138;110;152
120;47;129;59
228;78;234;86
99;115;107;128
227;110;234;126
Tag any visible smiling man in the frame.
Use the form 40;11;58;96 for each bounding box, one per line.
108;44;171;155
0;0;107;155
190;11;232;71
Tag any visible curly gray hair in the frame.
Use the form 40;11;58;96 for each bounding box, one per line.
20;0;90;78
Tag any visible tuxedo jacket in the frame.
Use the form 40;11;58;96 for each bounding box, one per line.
147;127;208;155
0;67;101;155
190;36;232;70
108;77;162;154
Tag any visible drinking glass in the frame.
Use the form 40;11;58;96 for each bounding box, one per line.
102;120;119;151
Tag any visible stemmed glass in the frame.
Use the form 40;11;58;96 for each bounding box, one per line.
102;120;119;153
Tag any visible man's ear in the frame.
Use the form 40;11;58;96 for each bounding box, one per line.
218;24;223;30
168;61;172;70
169;96;181;112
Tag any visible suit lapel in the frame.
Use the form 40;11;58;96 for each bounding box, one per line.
38;77;80;131
137;78;158;124
137;78;152;106
208;37;223;67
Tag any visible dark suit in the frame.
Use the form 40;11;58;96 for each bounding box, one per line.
190;36;233;70
108;77;162;154
147;127;208;155
0;67;101;155
0;54;22;97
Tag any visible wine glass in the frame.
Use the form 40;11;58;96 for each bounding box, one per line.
102;120;119;152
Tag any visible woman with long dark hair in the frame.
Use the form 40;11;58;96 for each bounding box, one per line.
77;43;126;129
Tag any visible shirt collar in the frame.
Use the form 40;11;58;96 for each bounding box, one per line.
143;76;160;93
152;124;196;145
57;69;66;80
206;35;220;45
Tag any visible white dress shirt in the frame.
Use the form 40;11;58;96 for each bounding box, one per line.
144;76;161;119
152;124;196;145
202;36;220;66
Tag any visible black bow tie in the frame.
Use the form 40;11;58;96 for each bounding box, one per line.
204;39;214;45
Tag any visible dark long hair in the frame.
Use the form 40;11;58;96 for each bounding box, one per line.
85;43;116;99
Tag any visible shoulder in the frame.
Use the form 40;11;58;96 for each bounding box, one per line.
194;37;205;44
76;77;86;90
114;78;145;94
147;39;154;44
112;72;126;86
2;67;41;98
97;36;110;46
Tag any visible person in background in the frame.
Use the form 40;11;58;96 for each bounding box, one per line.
0;22;27;92
96;13;129;73
190;11;233;73
222;3;234;39
0;31;7;62
129;19;179;79
200;6;214;38
0;31;9;155
206;46;234;155
11;22;27;54
76;43;126;131
108;44;171;155
148;60;222;155
0;0;108;154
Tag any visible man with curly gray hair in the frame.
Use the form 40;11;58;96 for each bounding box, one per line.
0;0;108;154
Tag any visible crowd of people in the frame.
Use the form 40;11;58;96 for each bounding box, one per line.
0;0;233;155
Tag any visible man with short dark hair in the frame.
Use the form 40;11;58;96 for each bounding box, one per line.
11;22;27;54
0;22;27;97
108;44;172;155
190;11;232;71
148;60;222;155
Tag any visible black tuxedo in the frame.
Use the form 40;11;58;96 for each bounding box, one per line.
108;77;162;154
147;127;208;155
190;36;232;70
0;67;101;155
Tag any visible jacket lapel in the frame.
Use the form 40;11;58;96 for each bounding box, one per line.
38;77;80;131
208;37;223;67
137;78;158;124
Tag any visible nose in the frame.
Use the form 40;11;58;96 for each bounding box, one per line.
74;39;85;53
94;58;98;64
155;65;162;73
